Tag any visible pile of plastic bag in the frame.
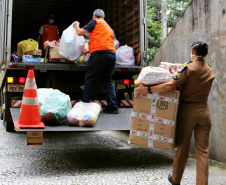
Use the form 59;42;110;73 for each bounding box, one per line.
67;102;101;126
37;89;102;126
37;89;72;124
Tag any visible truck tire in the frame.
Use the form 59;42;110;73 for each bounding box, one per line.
3;112;14;132
0;109;3;120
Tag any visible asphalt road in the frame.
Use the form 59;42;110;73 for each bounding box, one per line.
0;120;225;185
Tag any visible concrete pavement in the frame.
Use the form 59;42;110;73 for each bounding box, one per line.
0;121;225;185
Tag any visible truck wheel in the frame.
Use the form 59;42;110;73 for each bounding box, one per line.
3;112;14;132
0;110;3;120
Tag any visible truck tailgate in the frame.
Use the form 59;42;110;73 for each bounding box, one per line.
10;108;132;132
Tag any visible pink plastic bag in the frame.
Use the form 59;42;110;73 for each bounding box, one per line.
159;62;182;75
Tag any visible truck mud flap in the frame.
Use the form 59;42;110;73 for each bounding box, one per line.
10;108;132;132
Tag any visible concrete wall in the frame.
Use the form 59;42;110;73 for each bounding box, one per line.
151;0;226;162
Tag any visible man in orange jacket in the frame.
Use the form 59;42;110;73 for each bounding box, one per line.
37;14;61;56
73;9;118;114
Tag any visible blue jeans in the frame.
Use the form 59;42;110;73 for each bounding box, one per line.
83;51;118;111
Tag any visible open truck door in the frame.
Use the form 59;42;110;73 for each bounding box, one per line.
0;0;13;131
140;0;148;67
0;0;9;68
5;0;13;65
0;0;13;66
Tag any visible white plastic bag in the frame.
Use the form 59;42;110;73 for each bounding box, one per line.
66;102;101;126
82;103;101;126
37;88;55;108
116;45;135;65
84;53;90;62
137;66;172;85
114;39;120;50
66;102;85;125
59;24;85;60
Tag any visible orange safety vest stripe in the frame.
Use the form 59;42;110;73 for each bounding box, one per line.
41;24;58;44
89;18;116;54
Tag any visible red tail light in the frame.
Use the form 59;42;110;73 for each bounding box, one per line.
19;77;26;83
124;79;130;85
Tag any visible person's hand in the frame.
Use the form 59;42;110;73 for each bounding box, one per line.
134;83;148;97
73;21;80;28
81;49;89;55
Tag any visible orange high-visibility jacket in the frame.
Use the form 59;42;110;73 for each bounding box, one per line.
41;24;58;44
89;18;116;54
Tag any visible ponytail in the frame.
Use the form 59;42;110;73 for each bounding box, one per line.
191;40;208;57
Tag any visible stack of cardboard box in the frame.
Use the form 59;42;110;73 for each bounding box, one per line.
129;90;180;150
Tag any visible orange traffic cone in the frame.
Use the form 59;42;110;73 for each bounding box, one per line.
14;70;45;129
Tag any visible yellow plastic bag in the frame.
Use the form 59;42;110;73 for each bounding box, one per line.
17;38;39;57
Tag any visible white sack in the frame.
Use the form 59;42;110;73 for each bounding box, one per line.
37;88;55;108
137;66;172;85
59;24;85;60
114;39;120;50
116;45;135;65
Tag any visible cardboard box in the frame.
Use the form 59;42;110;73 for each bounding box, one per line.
129;90;180;150
27;131;43;145
49;46;75;62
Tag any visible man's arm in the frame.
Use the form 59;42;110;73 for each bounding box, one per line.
73;22;88;36
37;25;43;47
37;34;42;48
76;27;88;36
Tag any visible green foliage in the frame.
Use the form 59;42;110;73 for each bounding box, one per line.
147;0;192;61
167;0;192;28
147;4;161;60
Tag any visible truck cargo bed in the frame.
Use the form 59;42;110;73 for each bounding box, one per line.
7;62;142;71
10;108;132;132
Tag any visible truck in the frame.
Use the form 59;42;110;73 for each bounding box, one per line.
0;0;148;132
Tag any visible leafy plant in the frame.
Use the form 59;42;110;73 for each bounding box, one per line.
147;0;192;61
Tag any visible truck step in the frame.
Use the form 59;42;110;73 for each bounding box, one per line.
10;108;132;132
